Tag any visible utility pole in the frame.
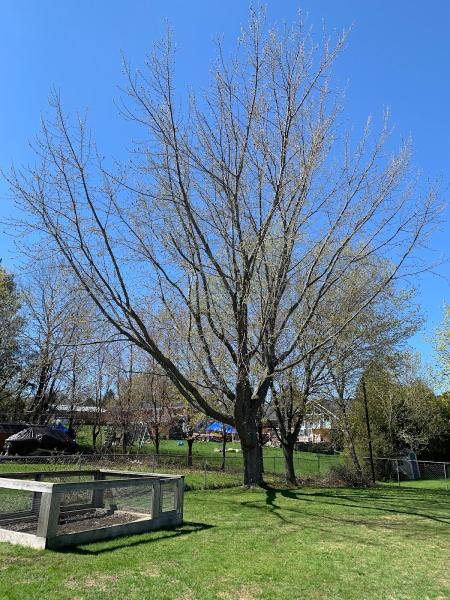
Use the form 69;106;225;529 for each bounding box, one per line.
362;377;376;484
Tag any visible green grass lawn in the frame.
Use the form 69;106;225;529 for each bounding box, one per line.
0;484;448;600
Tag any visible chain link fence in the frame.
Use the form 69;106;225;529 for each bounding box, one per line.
0;451;341;489
369;457;449;490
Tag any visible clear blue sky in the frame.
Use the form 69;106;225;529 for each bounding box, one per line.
0;0;449;366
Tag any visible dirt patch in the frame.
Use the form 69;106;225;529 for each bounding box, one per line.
2;509;145;535
218;584;262;600
58;510;140;534
0;555;38;571
140;564;161;578
66;573;120;592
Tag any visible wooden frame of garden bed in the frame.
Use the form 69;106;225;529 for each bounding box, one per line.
0;469;184;549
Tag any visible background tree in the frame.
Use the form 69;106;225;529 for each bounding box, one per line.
323;275;420;472
434;304;450;386
134;355;176;455
88;341;114;451
350;355;444;467
270;348;328;485
21;265;90;424
181;402;204;467
8;11;438;484
0;264;25;417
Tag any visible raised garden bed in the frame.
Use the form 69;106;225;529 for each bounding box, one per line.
0;469;184;549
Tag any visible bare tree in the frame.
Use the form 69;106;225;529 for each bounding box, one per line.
89;341;114;451
0;265;25;417
21;264;92;424
135;355;176;455
270;358;328;485
8;11;438;484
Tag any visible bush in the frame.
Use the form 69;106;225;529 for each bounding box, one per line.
326;463;371;487
294;441;337;455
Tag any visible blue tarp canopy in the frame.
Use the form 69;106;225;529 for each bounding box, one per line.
206;421;236;434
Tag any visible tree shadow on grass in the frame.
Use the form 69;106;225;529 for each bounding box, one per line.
272;487;450;526
234;485;450;548
54;521;214;556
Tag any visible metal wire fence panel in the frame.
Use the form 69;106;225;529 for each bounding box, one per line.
0;487;40;534
56;479;156;535
369;457;449;490
161;482;177;512
107;481;155;515
0;450;343;491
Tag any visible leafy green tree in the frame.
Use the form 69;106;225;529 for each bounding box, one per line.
350;357;444;465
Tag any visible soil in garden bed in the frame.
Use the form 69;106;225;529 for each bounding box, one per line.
2;509;145;535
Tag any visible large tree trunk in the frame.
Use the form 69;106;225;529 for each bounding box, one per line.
154;429;160;456
122;428;130;454
242;442;264;486
187;437;194;467
239;409;264;485
281;441;297;486
92;424;100;451
236;381;265;486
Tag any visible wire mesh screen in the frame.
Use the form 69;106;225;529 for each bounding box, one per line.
56;479;155;535
104;481;154;515
371;458;449;489
161;481;177;512
48;473;96;508
0;487;40;534
417;461;447;481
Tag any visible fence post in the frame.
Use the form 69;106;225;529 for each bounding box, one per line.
152;480;161;520
396;459;400;487
317;454;321;477
273;456;276;476
37;491;61;539
444;463;448;491
204;461;207;490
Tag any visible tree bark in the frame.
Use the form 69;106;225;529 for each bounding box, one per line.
187;437;194;467
362;377;376;483
154;429;160;456
92;424;100;451
236;385;265;486
281;441;297;486
241;441;264;487
235;376;264;487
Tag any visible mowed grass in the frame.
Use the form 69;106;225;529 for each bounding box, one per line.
0;485;448;600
